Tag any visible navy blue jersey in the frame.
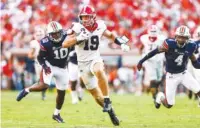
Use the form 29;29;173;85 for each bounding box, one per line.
163;38;197;73
38;32;72;68
194;40;200;53
69;46;77;65
194;40;200;61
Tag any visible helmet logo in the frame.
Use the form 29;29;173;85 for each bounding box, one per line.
179;27;185;35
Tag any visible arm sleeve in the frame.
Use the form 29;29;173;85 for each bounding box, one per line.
37;43;47;66
140;48;160;63
192;60;200;69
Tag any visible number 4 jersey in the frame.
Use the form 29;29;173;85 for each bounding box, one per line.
163;38;197;73
71;20;107;62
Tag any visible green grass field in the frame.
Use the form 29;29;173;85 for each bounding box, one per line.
1;91;200;128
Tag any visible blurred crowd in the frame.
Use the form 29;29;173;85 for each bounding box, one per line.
1;0;200;94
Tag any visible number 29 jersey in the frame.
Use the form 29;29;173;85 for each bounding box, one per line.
71;20;107;62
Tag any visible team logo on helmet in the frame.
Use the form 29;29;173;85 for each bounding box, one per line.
46;21;64;43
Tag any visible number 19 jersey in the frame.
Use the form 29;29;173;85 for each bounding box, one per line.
71;20;107;62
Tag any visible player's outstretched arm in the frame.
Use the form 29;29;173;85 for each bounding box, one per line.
62;33;77;48
37;49;51;75
103;30;130;52
62;31;89;48
103;29;117;41
137;41;168;71
37;49;47;66
190;54;200;69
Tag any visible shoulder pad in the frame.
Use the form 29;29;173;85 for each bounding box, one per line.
40;37;49;44
195;40;200;47
71;22;82;34
185;42;197;56
140;35;148;44
96;20;107;31
165;38;176;48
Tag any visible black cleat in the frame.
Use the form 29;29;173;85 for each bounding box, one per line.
41;90;46;101
103;98;112;112
108;108;120;126
78;96;82;101
16;89;29;101
154;100;161;109
52;114;65;123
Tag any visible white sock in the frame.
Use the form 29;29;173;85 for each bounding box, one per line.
25;88;30;92
54;108;61;115
197;96;200;102
78;89;84;98
71;91;78;104
156;92;165;104
103;96;109;99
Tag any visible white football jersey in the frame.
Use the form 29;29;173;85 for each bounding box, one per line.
30;40;40;61
140;34;165;62
71;20;107;61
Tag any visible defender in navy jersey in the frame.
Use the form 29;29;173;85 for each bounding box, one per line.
137;25;200;109
188;28;200;102
195;40;200;59
16;21;71;123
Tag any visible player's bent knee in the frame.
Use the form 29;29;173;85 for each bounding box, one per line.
38;82;49;90
94;68;104;78
93;63;104;75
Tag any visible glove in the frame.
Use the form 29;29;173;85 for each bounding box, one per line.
121;44;130;52
42;64;51;75
76;31;89;42
137;60;143;71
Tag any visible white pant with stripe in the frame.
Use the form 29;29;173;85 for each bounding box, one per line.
41;61;69;90
165;70;200;105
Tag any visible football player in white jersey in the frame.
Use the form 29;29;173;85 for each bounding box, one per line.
140;25;165;101
62;5;130;126
28;26;46;100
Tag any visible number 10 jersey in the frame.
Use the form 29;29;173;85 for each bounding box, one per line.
71;20;107;62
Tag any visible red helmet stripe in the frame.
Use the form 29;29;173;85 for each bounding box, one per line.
51;22;58;32
180;27;185;33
